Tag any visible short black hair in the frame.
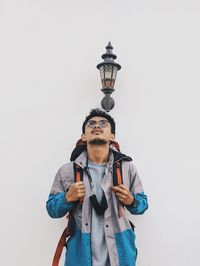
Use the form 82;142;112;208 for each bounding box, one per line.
82;108;116;134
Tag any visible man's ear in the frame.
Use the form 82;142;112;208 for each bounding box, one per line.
110;134;115;141
81;133;86;142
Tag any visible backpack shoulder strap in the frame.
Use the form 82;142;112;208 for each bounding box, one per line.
113;160;124;218
73;162;84;204
113;160;123;186
73;162;84;182
52;163;82;266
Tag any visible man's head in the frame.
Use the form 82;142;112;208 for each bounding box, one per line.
81;108;116;145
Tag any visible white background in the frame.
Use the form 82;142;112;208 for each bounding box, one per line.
0;1;200;265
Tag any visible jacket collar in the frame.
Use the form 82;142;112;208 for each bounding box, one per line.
74;147;132;169
112;149;132;163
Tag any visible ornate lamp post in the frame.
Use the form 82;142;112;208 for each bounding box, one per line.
96;42;121;112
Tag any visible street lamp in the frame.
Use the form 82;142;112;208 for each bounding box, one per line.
96;42;121;112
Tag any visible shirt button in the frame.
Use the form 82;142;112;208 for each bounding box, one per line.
106;224;109;228
85;223;88;226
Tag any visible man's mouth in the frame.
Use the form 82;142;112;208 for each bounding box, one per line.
91;129;103;134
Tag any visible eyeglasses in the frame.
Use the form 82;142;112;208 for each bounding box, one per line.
86;119;110;129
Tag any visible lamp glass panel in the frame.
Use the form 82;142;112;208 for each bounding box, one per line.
99;66;105;80
104;64;112;79
112;66;118;80
99;64;117;89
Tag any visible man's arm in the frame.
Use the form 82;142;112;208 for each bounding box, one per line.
112;162;148;215
125;163;148;215
46;167;75;218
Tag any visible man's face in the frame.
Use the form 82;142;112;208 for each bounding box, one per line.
81;116;115;145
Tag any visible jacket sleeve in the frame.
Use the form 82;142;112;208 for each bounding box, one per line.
46;164;75;218
125;163;148;215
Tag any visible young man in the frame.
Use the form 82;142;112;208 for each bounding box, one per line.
46;108;148;266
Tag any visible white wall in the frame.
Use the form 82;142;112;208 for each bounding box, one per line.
0;1;200;265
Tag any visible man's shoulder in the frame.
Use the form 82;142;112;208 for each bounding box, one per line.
121;159;134;169
121;159;138;173
58;162;74;177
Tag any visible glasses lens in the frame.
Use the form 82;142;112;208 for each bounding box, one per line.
87;120;96;128
99;120;109;128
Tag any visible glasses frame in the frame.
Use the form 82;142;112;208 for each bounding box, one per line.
86;119;110;129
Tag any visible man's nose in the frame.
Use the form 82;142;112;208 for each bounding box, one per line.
94;124;101;129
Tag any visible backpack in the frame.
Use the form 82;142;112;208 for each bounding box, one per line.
52;140;132;266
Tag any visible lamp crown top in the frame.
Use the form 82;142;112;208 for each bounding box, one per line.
96;42;121;70
106;41;113;49
102;41;117;60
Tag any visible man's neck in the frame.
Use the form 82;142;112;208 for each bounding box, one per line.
87;145;110;164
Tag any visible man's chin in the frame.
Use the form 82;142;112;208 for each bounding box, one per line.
88;138;108;145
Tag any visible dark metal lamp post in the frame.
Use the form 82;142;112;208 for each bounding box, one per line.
96;42;121;112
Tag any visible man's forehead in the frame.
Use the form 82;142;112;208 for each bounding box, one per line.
89;116;108;121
